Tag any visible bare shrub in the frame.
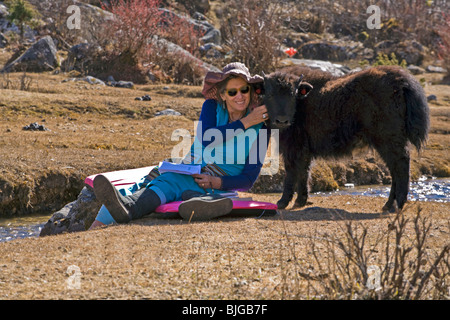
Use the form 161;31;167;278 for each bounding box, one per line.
146;47;206;85
221;0;284;74
0;70;34;91
157;9;205;56
294;206;450;299
100;0;162;58
290;0;448;52
85;0;206;83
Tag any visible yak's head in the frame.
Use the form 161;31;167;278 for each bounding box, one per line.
263;72;313;129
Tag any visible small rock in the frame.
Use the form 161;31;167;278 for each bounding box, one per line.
407;65;425;75
107;80;134;88
427;95;437;102
135;94;151;101
114;81;134;89
426;65;447;73
84;76;105;85
155;109;181;116
22;122;49;131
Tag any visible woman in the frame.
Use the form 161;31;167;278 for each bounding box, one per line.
90;62;270;227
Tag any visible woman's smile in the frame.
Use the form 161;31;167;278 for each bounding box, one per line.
220;77;251;118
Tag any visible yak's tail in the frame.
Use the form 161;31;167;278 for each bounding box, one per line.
403;74;430;151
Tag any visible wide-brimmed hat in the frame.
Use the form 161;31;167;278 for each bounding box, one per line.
201;62;264;102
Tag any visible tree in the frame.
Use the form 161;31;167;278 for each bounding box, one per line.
5;0;39;42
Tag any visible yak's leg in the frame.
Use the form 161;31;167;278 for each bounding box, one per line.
375;143;410;212
393;152;410;210
277;166;296;209
293;157;312;208
383;180;397;212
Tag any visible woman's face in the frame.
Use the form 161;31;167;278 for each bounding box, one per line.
220;77;251;114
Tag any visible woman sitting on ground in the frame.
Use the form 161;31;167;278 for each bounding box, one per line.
90;62;271;228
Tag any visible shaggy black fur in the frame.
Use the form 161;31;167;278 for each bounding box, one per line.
263;65;430;211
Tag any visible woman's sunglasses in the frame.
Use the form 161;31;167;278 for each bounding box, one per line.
226;85;250;97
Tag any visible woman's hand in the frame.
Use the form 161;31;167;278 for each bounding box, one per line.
240;105;269;129
192;174;222;190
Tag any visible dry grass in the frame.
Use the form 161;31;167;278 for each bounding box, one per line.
0;194;448;300
0;66;448;299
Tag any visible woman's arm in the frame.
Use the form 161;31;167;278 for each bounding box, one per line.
221;125;271;191
193;124;271;191
198;100;246;148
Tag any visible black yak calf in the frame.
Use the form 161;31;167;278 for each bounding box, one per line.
263;65;430;212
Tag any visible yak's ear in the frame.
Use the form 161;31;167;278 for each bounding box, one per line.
296;82;313;99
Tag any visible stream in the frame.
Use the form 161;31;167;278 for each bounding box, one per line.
0;177;449;243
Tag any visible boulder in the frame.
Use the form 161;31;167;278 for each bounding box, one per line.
407;65;425;75
374;40;426;66
151;36;221;74
62;76;106;86
298;39;374;62
40;186;101;237
155;109;181;116
159;8;220;45
62;42;102;72
1;36;58;72
426;65;447;73
279;58;351;77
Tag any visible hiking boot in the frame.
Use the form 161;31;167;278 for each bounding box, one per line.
93;174;161;223
93;175;132;223
178;193;233;221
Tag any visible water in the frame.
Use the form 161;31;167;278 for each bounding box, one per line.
0;214;51;243
0;178;449;243
315;177;450;203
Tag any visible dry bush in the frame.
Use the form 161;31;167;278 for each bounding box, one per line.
220;0;284;74
100;0;162;58
146;46;206;85
290;0;448;50
291;206;450;299
140;8;206;84
1;70;33;91
87;0;205;83
157;9;205;56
